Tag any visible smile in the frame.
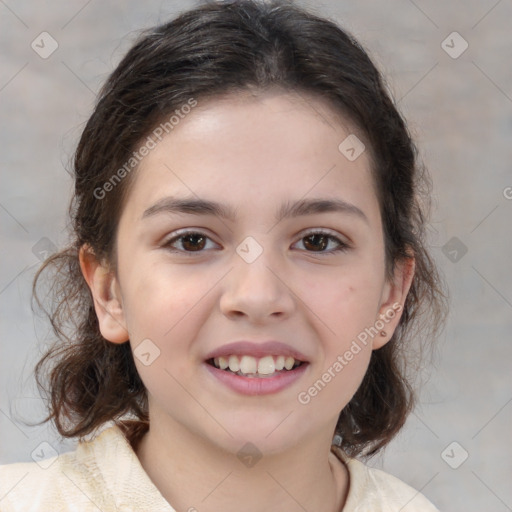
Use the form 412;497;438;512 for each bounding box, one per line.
207;354;304;378
204;357;309;396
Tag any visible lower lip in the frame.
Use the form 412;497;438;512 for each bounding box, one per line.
203;362;309;396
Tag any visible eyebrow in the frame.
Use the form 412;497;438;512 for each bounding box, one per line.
142;196;369;225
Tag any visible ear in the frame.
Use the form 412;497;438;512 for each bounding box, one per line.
372;253;415;350
79;244;129;344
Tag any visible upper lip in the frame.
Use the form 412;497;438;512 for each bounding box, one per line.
204;341;309;362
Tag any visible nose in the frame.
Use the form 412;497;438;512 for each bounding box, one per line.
219;250;296;324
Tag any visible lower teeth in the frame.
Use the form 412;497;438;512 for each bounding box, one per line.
232;370;283;378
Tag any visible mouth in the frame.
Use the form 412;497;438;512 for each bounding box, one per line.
206;354;306;379
203;340;310;394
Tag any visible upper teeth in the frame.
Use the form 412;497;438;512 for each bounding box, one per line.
212;355;299;375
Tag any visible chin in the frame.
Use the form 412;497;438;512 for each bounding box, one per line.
209;416;309;458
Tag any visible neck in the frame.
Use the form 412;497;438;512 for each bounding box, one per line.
133;414;349;512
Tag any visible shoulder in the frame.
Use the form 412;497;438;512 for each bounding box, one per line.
0;447;96;512
0;423;164;512
332;447;440;512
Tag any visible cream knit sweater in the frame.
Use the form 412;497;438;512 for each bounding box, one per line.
0;424;440;511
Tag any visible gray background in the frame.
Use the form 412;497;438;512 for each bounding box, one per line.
1;1;511;510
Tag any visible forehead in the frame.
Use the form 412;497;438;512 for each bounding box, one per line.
121;90;380;227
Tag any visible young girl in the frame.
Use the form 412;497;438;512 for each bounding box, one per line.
0;1;447;510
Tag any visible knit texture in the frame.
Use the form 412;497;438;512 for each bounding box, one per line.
0;423;440;511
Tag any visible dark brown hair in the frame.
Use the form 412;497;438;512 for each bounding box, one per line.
31;0;447;457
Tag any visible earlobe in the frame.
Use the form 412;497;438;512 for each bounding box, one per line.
372;255;415;350
79;245;129;344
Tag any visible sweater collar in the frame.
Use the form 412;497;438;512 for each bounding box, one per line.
88;421;369;512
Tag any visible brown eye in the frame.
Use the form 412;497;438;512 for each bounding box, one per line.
294;231;350;254
180;233;206;251
164;231;218;254
303;233;329;252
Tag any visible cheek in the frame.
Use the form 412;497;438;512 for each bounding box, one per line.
296;260;384;342
296;330;373;418
120;262;219;373
294;262;383;404
121;269;209;404
121;260;204;334
295;273;376;415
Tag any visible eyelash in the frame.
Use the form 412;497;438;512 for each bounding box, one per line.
162;229;350;256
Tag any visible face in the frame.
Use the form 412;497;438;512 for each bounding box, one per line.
84;89;411;456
